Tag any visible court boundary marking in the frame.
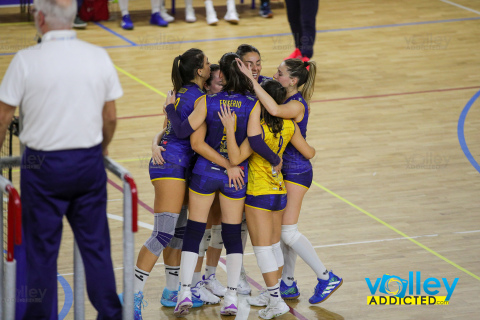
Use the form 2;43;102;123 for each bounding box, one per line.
457;89;480;173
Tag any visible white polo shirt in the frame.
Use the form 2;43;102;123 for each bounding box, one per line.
0;30;123;151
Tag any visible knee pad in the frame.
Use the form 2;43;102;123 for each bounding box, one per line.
253;246;278;274
144;212;179;256
198;229;211;257
221;223;243;255
281;224;302;247
272;241;284;268
167;206;188;250
182;219;207;254
209;224;223;249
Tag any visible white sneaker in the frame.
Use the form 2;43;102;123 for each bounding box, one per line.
160;5;174;22
220;291;238;316
192;281;221;305
237;272;252;295
247;290;269;307
203;274;227;297
185;5;196;22
224;10;239;24
174;289;193;317
258;297;290;319
205;0;218;25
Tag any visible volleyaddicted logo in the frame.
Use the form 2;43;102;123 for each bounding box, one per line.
365;272;458;305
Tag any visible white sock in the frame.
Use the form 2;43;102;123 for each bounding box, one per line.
267;283;280;299
118;0;129;16
281;241;296;286
205;265;217;278
151;0;160;14
134;266;150;293
180;251;198;291
226;0;236;12
290;234;328;280
226;253;243;291
192;272;202;286
165;264;180;291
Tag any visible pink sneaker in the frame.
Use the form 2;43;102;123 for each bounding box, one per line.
285;48;302;60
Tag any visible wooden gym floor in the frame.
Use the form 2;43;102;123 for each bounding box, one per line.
1;0;480;319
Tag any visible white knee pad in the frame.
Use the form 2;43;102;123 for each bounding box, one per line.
272;241;284;268
198;229;211;257
253;246;278;274
209;224;223;249
281;224;302;247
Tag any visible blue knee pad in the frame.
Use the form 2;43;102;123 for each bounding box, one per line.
182;219;207;253
222;223;243;255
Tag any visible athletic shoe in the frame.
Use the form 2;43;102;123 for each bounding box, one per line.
192;280;221;305
258;297;290;319
203;274;227;297
161;287;204;308
174;289;193;317
73;15;87;29
150;12;168;27
301;56;310;62
309;271;343;304
237;272;252;295
280;280;300;299
160;6;175;22
284;48;302;60
259;2;273;18
205;1;219;25
247;290;269;307
224;10;239;24
220;291;238;316
121;14;134;30
185;5;196;22
134;291;147;320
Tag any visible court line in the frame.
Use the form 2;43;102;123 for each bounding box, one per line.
457;89;480;173
440;0;480;15
311;180;480;281
118;113;164;120
57;273;73;320
108;178;154;213
114;65;167;97
94;22;137;46
93;16;480;50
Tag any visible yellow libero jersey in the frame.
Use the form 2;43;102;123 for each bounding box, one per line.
247;119;296;196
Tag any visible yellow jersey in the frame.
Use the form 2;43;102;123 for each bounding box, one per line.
247;119;296;196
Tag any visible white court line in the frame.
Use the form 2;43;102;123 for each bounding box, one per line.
440;0;480;15
454;230;480;234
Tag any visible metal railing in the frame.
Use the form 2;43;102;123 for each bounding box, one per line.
0;174;22;320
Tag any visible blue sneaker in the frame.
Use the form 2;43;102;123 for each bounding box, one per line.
150;12;168;27
259;3;273;18
162;287;204;308
280;280;300;299
309;271;343;304
134;291;147;320
121;14;134;30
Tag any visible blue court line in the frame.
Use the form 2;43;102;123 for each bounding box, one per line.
93;15;480;50
457;89;480;173
57;273;73;320
94;22;137;46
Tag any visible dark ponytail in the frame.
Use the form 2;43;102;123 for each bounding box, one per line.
219;52;254;95
171;48;205;92
260;80;286;138
284;58;317;102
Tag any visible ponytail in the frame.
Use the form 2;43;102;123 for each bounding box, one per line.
171;48;205;92
284;59;317;102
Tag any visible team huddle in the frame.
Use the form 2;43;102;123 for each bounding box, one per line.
126;44;343;319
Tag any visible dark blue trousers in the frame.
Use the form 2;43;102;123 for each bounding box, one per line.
285;0;319;58
19;145;121;320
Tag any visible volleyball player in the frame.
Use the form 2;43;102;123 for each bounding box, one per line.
236;58;343;304
164;52;259;316
129;49;211;319
219;79;316;318
236;44;272;85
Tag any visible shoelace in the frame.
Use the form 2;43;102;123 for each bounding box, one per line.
134;296;148;310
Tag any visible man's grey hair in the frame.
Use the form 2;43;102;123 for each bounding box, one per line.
34;0;77;29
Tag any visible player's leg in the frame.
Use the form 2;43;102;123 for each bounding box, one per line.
118;0;134;30
159;0;175;22
204;0;218;25
259;0;273;18
150;0;169;26
238;211;252;295
185;0;196;22
284;0;303;59
224;0;239;24
298;0;319;59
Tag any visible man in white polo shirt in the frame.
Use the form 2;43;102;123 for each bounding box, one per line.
0;0;123;319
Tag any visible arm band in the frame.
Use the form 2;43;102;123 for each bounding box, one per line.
248;134;281;166
165;103;194;139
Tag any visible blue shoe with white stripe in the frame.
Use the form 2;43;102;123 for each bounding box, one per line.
121;14;134;30
309;271;343;304
161;287;204;308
